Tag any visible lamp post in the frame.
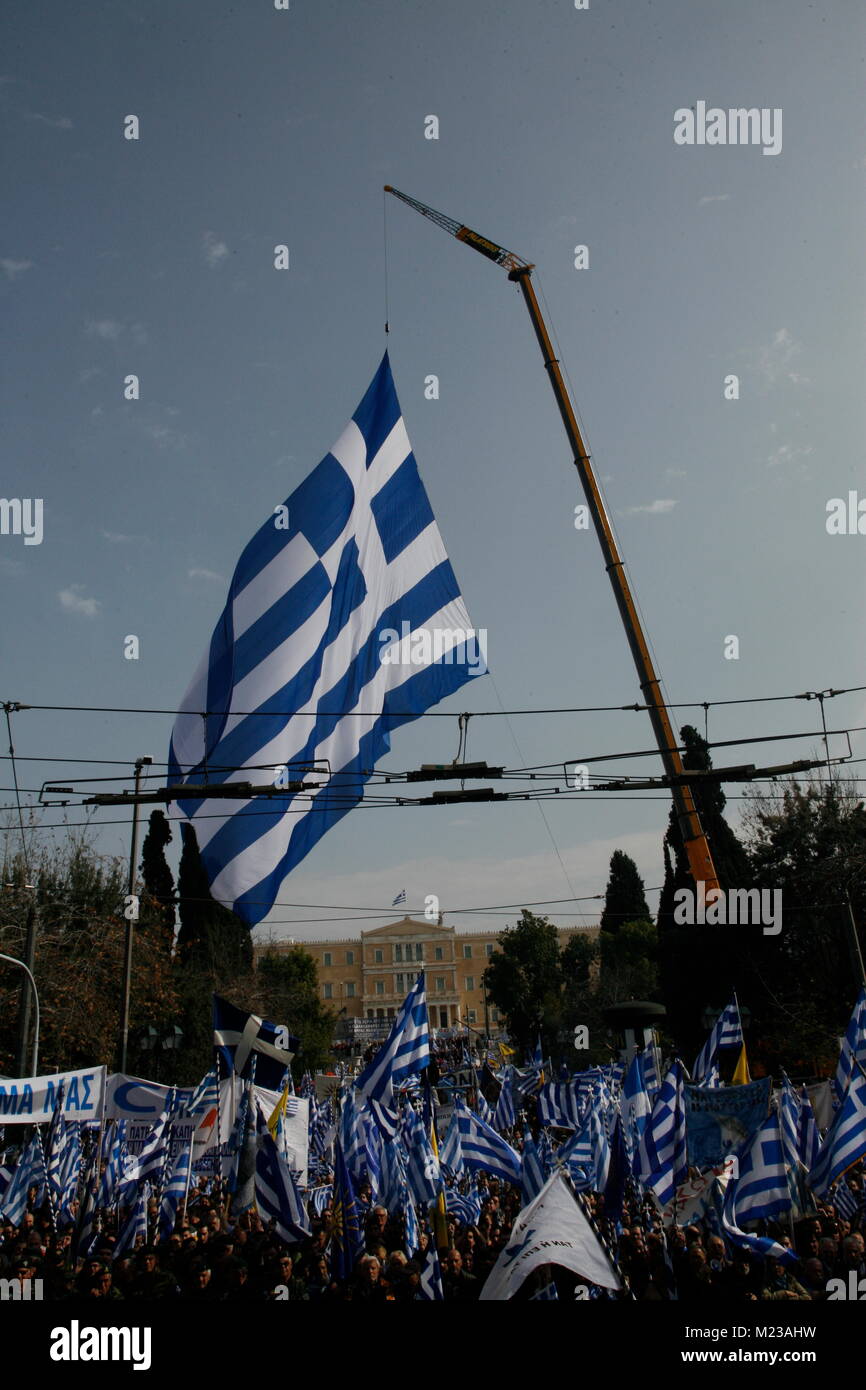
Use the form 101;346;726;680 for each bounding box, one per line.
0;951;40;1075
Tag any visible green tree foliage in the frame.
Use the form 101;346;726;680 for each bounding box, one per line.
738;778;866;1073
0;829;178;1075
252;947;336;1079
599;920;658;1002
482;911;564;1058
599;850;651;934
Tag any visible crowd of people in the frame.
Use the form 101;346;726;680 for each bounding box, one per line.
0;1153;862;1302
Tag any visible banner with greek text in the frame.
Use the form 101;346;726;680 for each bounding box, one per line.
0;1066;106;1124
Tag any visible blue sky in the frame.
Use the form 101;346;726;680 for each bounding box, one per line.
3;0;865;943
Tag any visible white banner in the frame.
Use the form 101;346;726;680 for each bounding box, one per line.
104;1074;193;1122
0;1066;106;1125
479;1171;620;1301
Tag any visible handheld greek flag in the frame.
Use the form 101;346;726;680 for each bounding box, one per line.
455;1097;522;1185
418;1245;444;1300
159;1141;192;1239
355;973;430;1132
213;995;298;1090
834;986;866;1103
692;998;743;1084
493;1068;516;1132
392;889;407;906
113;1186;150;1261
725;1111;791;1224
0;1131;46;1225
808;1065;866;1197
636;1059;688;1204
168;353;485;925
253;1104;311;1243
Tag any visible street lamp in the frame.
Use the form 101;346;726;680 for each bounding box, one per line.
0;952;39;1075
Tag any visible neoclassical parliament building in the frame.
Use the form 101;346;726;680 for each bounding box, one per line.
256;915;593;1036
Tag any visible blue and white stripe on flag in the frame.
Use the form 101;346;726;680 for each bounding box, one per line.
355;973;429;1129
520;1127;546;1206
254;1105;312;1243
636;1060;688;1204
726;1111;791;1224
834;986;866;1103
692;998;742;1084
474;1091;494;1128
832;1173;859;1220
0;1131;47;1225
622;1053;652;1173
444;1184;482;1227
797;1086;821;1174
113;1186;150;1261
439;1113;464;1178
401;1105;441;1208
493;1068;515;1132
455;1098;521;1185
168;353;486;925
159;1141;192;1239
808;1066;866;1198
419;1246;444;1300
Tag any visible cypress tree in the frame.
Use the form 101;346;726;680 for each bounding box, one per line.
599;850;651;934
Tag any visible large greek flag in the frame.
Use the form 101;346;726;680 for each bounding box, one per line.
169;353;485;925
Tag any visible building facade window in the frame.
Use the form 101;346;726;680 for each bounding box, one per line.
374;949;383;964
467;1009;477;1024
415;943;423;961
323;952;332;967
485;943;494;956
465;976;474;992
346;981;355;998
463;944;472;958
434;946;443;961
346;950;354;965
375;980;384;995
323;983;332;1000
435;977;445;992
395;944;403;962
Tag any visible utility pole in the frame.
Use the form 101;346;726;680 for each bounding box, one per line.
117;755;152;1073
15;896;38;1075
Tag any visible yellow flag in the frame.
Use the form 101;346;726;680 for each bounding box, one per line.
732;1044;751;1086
498;1042;515;1060
267;1081;289;1141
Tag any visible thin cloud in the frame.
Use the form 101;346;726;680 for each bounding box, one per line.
85;318;122;341
58;585;100;618
102;530;140;544
25;112;73;129
188;567;224;583
1;258;34;280
624;499;677;515
767;443;813;471
203;231;229;269
698;194;731;205
753;328;810;388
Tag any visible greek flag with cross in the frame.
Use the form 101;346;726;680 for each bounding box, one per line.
168;353;485;925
